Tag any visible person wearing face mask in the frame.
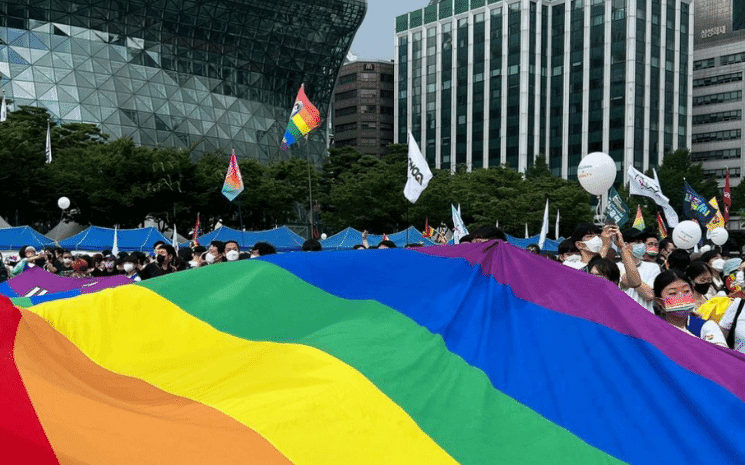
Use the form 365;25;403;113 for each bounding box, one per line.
141;245;177;279
570;223;606;270
642;235;660;263
558;239;584;269
616;229;661;313
97;254;118;277
57;251;75;277
653;270;726;346
657;238;675;267
224;240;242;262
205;241;226;265
685;260;716;307
700;250;726;295
122;255;142;282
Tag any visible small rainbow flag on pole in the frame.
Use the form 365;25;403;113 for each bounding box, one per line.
656;212;668;239
280;84;321;150
221;149;244;202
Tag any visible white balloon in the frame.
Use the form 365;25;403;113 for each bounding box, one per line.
320;233;327;240
710;227;729;246
57;196;70;210
672;220;702;250
577;152;617;196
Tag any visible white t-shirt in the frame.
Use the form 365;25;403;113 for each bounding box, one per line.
698;320;728;346
720;298;745;353
617;260;661;313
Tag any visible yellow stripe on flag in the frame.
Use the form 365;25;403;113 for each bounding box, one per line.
29;286;456;465
291;113;310;135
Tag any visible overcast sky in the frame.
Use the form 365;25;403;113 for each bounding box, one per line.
350;0;426;61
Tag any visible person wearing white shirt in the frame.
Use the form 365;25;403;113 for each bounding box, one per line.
617;229;660;313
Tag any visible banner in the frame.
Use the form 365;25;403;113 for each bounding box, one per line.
627;166;679;227
683;181;716;224
403;132;433;203
604;186;630;227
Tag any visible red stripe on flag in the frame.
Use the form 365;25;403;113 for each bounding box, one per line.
0;296;59;464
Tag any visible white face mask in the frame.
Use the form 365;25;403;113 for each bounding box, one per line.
188;260;199;268
205;253;216;264
583;236;603;254
226;250;240;262
123;263;135;273
563;254;581;263
711;259;726;272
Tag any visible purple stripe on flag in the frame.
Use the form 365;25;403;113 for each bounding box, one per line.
0;267;132;298
418;241;745;402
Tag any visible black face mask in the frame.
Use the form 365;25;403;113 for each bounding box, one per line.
694;282;711;295
156;254;166;265
34;258;46;267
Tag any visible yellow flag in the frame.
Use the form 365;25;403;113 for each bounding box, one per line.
706;197;725;231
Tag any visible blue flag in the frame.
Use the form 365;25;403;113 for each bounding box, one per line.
683;181;716;224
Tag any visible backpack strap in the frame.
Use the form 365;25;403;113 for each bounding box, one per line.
726;299;745;349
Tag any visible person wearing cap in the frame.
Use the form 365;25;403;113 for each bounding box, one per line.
10;245;42;277
616;228;661;313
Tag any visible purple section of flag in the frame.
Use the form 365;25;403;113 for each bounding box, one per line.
417;240;745;402
0;267;132;298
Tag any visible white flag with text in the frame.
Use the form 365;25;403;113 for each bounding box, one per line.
404;132;433;203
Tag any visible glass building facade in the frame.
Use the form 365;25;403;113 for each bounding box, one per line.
0;0;366;163
396;0;692;182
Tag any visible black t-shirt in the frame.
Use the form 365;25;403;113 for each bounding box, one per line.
142;262;175;279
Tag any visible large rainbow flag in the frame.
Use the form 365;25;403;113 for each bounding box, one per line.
3;242;745;463
280;84;321;150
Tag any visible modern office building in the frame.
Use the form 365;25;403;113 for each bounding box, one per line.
331;59;395;156
691;0;745;188
395;0;692;182
0;0;365;163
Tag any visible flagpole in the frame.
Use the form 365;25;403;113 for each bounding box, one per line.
238;197;245;247
306;139;314;240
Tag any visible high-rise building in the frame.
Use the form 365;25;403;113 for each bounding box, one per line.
691;0;745;187
395;0;692;183
0;0;365;163
331;59;395;156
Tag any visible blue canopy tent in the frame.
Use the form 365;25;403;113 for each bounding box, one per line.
60;226;170;252
180;226;306;252
321;227;438;251
0;226;55;251
505;234;564;253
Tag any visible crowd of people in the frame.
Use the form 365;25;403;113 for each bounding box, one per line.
3;221;745;354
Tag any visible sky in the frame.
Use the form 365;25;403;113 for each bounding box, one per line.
350;0;427;61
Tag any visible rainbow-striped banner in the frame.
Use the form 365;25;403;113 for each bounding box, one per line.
3;242;745;463
280;84;321;150
221;149;244;201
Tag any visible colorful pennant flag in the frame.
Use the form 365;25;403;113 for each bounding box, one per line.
4;243;745;463
632;205;645;230
724;168;732;223
221;150;244;202
683;181;716;224
280;84;322;150
656;212;668;239
191;213;201;246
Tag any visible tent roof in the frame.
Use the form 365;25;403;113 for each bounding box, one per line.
0;215;11;229
0;226;56;251
46;220;88;242
60;226;170;252
321;227;438;250
182;226;306;252
505;234;563;253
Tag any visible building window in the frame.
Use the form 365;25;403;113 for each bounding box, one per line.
360;89;377;98
693;72;743;89
335;122;358;133
335;89;357;100
691;129;741;143
380;89;394;98
359;105;376;113
692;91;742;107
721;52;745;66
692;110;742;125
703;168;741;178
380;73;394;83
338;73;357;84
335;138;357;147
360;72;376;81
693;58;715;70
691;149;741;161
360;122;377;129
380;106;394;115
335;106;357;117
